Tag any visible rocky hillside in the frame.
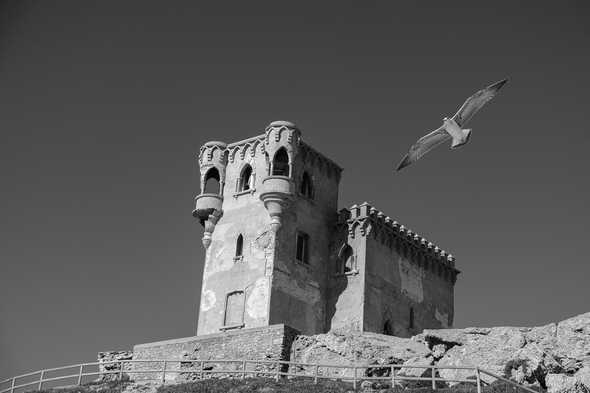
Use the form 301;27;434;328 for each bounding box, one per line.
291;312;590;393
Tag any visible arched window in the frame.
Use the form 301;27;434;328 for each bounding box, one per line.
272;148;289;176
300;171;313;199
409;307;415;329
238;165;253;192
383;320;393;336
235;234;244;258
203;167;220;194
337;244;354;274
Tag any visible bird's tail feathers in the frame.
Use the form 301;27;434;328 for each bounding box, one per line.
451;129;472;149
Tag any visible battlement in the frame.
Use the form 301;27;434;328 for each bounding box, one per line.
197;121;342;181
340;202;460;284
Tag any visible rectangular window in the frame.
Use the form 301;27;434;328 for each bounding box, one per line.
295;231;309;264
224;291;245;327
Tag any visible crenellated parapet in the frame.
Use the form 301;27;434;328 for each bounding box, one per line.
344;202;460;284
227;135;266;164
196;122;342;181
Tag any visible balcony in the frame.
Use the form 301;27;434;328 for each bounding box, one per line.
192;193;223;223
259;176;293;231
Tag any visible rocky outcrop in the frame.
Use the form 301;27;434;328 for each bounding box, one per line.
290;331;430;381
290;312;590;392
416;312;590;390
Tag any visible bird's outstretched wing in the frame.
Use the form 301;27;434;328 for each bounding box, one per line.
396;126;450;171
452;79;508;127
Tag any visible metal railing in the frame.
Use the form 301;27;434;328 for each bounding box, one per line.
0;359;540;393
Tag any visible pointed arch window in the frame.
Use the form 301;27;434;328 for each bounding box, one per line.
234;234;244;261
272;148;289;176
337;244;354;274
300;171;313;199
238;165;253;192
383;320;393;336
409;307;415;330
336;243;356;275
203;167;220;194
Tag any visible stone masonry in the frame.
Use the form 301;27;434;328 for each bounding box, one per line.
130;324;298;382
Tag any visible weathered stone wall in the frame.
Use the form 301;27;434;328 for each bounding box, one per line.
364;233;453;337
326;214;365;333
197;139;273;335
97;350;133;381
131;324;299;382
364;231;455;337
269;145;341;334
329;202;458;337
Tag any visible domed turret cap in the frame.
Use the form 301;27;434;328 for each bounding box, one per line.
267;120;297;128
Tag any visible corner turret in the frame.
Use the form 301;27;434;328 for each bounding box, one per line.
259;121;301;231
193;141;228;248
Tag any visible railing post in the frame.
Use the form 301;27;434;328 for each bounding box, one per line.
475;367;482;393
431;366;436;390
275;361;280;382
391;365;395;388
314;364;319;384
199;361;204;380
38;370;45;390
242;360;246;379
77;364;84;385
161;360;167;385
10;377;16;393
352;366;357;390
119;360;123;381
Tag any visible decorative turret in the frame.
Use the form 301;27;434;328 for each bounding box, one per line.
193;141;228;248
259;121;301;231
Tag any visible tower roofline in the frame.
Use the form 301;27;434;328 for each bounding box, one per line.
342;202;460;277
200;122;343;176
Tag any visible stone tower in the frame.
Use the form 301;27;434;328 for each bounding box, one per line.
193;121;342;335
193;120;459;338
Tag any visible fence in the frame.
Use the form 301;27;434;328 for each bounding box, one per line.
0;359;540;393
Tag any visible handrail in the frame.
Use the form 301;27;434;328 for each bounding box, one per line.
479;369;541;393
0;358;539;393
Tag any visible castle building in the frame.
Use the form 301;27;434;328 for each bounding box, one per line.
192;121;459;338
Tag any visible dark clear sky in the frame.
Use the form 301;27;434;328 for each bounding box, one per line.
1;0;589;377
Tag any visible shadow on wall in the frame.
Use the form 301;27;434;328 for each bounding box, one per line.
325;276;348;332
325;243;352;332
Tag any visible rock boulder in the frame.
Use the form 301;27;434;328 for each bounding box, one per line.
290;312;589;392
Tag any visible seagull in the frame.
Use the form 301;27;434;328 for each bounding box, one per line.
396;78;508;171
